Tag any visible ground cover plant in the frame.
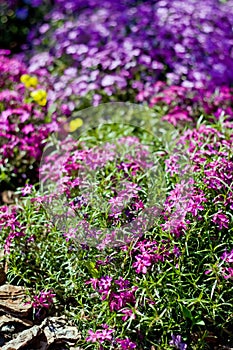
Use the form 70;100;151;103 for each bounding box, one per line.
0;0;233;349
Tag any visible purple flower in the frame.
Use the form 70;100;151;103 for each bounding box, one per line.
86;329;101;343
170;334;187;350
30;0;42;7
222;267;233;280
86;327;114;344
221;249;233;263
212;211;229;230
31;290;56;310
121;308;136;321
63;228;76;241
132;254;151;274
116;337;137;349
16;8;29;20
85;277;98;289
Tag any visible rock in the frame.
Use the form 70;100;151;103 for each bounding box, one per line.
41;316;81;347
2;325;41;350
0;314;82;350
1;191;18;205
0;284;32;317
0;285;83;349
0;314;33;328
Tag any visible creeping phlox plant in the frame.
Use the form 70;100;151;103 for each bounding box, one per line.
1;115;233;349
21;0;233;110
40;129;165;249
0;0;233;349
0;52;58;189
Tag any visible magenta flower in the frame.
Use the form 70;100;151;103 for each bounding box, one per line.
86;327;114;344
221;249;233;263
114;277;131;290
22;184;33;196
98;328;114;343
132;254;151;274
121;308;136;321
116;337;137;349
86;329;101;343
98;276;113;291
212;211;229;230
85;277;98;290
222;267;233;280
4;230;25;255
31;290;56;310
63;228;76;241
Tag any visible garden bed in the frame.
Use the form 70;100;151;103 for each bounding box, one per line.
0;1;233;349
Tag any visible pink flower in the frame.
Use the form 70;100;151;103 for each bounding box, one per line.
121;308;136;321
85;278;98;290
63;228;76;241
221;249;233;263
86;329;101;343
98;328;114;343
212;211;229;230
132;254;151;274
222;267;233;280
86;327;114;343
186;199;204;216
22;184;33;196
31;290;56;310
116;338;137;349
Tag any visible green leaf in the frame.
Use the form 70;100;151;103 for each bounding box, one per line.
194;319;205;326
181;304;193;320
86;261;99;278
47;103;57;117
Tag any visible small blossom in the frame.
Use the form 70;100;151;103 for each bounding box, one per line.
86;329;101;343
169;334;187;350
20;74;38;88
116;337;137;349
212;211;229;230
31;290;56;310
30;89;47;106
22;184;33;196
121;308;136;321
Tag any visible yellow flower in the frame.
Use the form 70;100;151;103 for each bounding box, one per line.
69;118;83;132
20;74;38;88
30;89;47;106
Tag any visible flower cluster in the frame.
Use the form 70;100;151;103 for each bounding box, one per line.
86;326;114;345
86;276;137;315
220;249;233;280
86;324;137;349
161;180;207;237
1;0;233;348
0;206;25;255
163;121;233;236
21;0;233;112
140;82;233;126
31;289;56;309
0;52;58;187
131;239;180;274
40;134;156;247
170;334;187;350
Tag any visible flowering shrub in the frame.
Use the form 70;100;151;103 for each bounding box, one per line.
138;82;233;126
1;116;232;349
0;1;233;349
21;0;233;108
0;52;59;189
